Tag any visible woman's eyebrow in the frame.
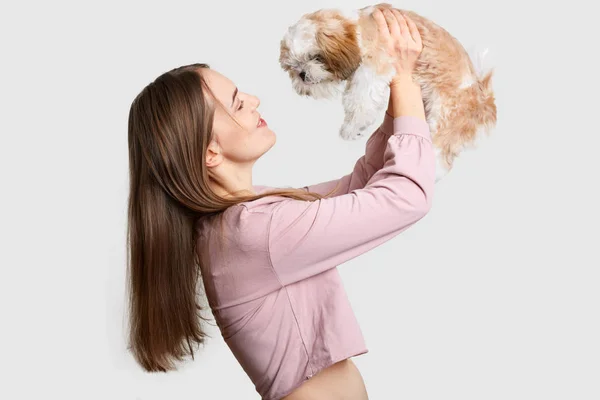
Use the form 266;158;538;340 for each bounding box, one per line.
230;87;238;109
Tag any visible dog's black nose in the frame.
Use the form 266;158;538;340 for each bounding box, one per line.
299;71;306;81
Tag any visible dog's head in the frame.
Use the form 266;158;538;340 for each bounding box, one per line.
279;9;362;99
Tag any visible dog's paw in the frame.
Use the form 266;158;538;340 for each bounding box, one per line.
339;121;361;140
339;119;373;140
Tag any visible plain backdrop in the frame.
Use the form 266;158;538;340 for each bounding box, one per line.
1;0;598;399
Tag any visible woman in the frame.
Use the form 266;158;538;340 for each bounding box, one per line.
126;8;433;400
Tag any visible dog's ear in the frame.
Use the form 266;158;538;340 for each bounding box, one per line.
315;19;361;81
279;39;291;70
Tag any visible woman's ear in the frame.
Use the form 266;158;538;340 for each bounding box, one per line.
205;140;223;168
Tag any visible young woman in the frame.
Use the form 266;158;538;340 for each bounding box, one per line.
126;8;434;400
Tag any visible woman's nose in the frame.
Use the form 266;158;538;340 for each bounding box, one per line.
251;95;260;109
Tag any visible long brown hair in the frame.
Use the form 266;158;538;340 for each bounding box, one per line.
126;62;341;372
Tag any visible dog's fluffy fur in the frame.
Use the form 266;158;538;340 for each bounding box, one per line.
279;3;497;181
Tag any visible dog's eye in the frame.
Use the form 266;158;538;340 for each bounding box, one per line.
313;54;325;63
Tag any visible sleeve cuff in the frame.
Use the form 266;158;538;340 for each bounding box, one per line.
392;116;431;141
380;111;395;136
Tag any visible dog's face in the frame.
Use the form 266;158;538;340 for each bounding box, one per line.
279;10;362;99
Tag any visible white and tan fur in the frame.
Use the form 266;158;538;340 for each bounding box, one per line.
279;3;497;181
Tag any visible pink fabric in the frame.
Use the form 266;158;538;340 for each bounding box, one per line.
195;113;435;399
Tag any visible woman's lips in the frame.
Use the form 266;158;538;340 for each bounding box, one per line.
257;118;267;128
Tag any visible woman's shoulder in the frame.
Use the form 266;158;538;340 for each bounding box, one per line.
196;185;284;230
235;185;290;214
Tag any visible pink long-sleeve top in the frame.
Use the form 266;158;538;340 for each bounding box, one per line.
195;113;435;400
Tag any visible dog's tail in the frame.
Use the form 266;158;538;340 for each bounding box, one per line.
468;46;497;137
470;47;491;81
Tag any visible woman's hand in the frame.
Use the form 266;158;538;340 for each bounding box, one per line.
372;8;423;83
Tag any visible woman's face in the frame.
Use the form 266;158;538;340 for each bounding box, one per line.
201;68;276;166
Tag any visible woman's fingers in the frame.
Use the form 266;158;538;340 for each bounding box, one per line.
404;14;423;49
392;10;410;41
383;9;401;42
372;7;423;61
372;9;391;43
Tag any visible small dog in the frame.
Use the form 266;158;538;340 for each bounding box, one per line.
279;3;497;181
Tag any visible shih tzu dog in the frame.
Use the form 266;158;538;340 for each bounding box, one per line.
279;3;497;181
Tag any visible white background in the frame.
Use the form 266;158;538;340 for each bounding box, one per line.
1;0;599;399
